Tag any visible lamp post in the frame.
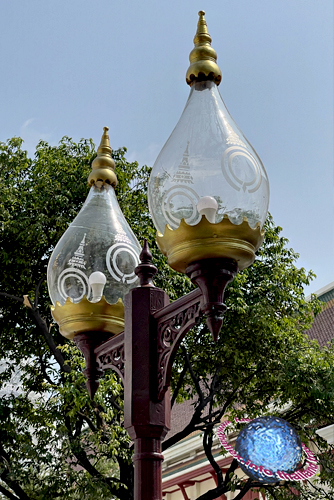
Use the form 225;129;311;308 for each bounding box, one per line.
47;11;269;500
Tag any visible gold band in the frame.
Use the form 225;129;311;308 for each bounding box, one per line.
156;216;264;273
51;296;124;339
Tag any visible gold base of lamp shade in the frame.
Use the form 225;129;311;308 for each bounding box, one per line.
51;296;125;340
156;216;265;273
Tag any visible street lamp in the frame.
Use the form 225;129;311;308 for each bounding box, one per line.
47;11;269;500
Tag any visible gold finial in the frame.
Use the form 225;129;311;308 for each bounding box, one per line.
88;127;118;187
186;11;222;86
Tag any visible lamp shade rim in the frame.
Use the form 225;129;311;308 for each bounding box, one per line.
51;296;124;339
156;215;264;273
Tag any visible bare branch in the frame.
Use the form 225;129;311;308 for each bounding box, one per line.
0;292;24;304
24;295;70;373
233;479;253;500
0;483;21;500
163;389;215;450
202;427;223;486
34;277;45;308
194;459;240;500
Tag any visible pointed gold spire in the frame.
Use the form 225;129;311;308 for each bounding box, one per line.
186;11;222;86
88;127;118;187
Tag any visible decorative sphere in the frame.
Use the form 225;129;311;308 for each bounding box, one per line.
235;417;302;483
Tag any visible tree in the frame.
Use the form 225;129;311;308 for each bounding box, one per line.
0;136;333;500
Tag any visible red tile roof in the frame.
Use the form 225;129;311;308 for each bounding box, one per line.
306;299;334;347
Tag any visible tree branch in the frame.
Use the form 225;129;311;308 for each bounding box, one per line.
194;459;240;500
233;479;253;500
162;389;215;451
117;454;134;500
0;292;24;303
208;370;219;417
164;364;260;451
223;458;239;488
282;402;304;421
64;415;129;500
37;352;54;385
74;413;84;438
203;426;223;486
184;349;204;405
77;412;97;433
305;478;330;497
0;283;70;374
106;394;122;413
194;482;228;500
171;347;188;409
34;277;45;308
23;295;70;373
0;446;33;500
0;483;21;500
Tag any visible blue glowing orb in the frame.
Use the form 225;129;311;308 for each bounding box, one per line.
235;417;302;483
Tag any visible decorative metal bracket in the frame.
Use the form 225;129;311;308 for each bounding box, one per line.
95;332;125;385
83;243;236;403
151;257;237;402
153;288;203;401
91;289;203;402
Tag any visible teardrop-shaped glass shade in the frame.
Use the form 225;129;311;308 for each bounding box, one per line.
47;183;141;306
148;81;269;233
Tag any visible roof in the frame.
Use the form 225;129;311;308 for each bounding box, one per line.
306;281;334;347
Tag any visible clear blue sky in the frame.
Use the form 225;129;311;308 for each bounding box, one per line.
1;0;333;295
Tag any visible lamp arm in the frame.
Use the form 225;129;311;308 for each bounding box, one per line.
90;289;203;399
153;288;203;401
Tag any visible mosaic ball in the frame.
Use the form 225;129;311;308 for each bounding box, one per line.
235;417;302;483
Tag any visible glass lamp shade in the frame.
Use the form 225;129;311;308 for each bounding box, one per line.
47;183;141;307
147;12;269;273
47;127;141;339
148;80;269;233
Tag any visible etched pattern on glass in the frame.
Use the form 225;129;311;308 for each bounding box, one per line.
106;242;140;284
221;146;262;193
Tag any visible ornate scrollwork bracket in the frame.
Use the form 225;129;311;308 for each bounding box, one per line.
95;332;125;385
90;289;203;402
152;257;238;402
82;242;236;403
153;288;203;402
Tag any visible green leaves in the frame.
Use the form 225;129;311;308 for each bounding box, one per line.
0;136;333;499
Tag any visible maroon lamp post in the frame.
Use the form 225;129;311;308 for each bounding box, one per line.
47;11;269;500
